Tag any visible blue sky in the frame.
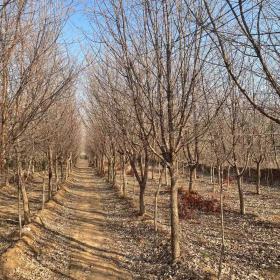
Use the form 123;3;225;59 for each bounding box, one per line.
61;0;92;62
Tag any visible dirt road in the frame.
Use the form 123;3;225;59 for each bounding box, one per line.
0;160;132;280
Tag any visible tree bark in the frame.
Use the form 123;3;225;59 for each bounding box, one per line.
169;166;180;262
42;177;45;210
107;159;111;182
227;166;230;188
189;166;195;192
154;167;163;232
121;155;127;196
18;179;22;239
55;154;59;191
256;161;261;195
218;166;225;279
48;145;53;201
236;172;245;215
139;184;145;216
16;150;31;224
60;158;64;182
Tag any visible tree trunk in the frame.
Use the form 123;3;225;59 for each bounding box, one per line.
42;177;45;210
26;158;32;180
218;167;225;279
256;162;261;195
210;164;213;183
111;155;116;186
54;154;59;191
169;166;180;262
189;166;195;192
21;183;31;224
212;166;216;192
139;184;145;216
18;180;22;239
122;155;127;196
154;168;163;232
60;158;64;182
151;161;154;180
165;165;168;185
236;174;245;215
48;145;53;201
227;166;230;188
31;159;35;174
65;158;69;180
69;153;73;173
107;159;111;182
5;158;9;187
16;151;31;224
101;154;105;175
217;165;221;186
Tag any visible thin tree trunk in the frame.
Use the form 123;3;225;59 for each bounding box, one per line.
26;158;32;180
112;154;116;186
218;165;221;186
256;162;261;195
48;145;53;201
54;154;59;191
154;167;163;232
5;158;9;187
165;165;168;185
212;166;215;192
60;158;64;182
227;166;230;188
16;150;31;224
107;159;111;182
65;158;69;180
169;166;180;262
236;173;245;215
31;159;35;174
42;177;45;210
122;155;127;196
189;166;195;192
18;179;22;239
218;166;225;279
139;184;145;216
210;164;213;183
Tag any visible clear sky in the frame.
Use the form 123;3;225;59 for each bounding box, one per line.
61;0;91;63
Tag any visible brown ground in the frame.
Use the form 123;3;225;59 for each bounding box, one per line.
0;162;279;280
0;161;131;280
114;168;280;280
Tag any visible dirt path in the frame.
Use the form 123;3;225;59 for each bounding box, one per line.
0;160;132;280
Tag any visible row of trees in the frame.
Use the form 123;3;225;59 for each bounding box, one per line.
84;0;280;263
0;0;80;231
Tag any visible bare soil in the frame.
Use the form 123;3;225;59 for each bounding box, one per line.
114;168;280;280
0;163;279;280
0;162;131;279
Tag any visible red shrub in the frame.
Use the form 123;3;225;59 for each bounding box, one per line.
179;191;220;220
126;169;134;176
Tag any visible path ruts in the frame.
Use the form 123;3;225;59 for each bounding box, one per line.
0;160;131;280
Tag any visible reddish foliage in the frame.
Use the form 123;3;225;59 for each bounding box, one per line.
126;169;134;176
115;165;122;171
179;191;220;220
222;176;234;185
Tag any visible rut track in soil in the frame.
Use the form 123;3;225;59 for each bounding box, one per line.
0;160;132;280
